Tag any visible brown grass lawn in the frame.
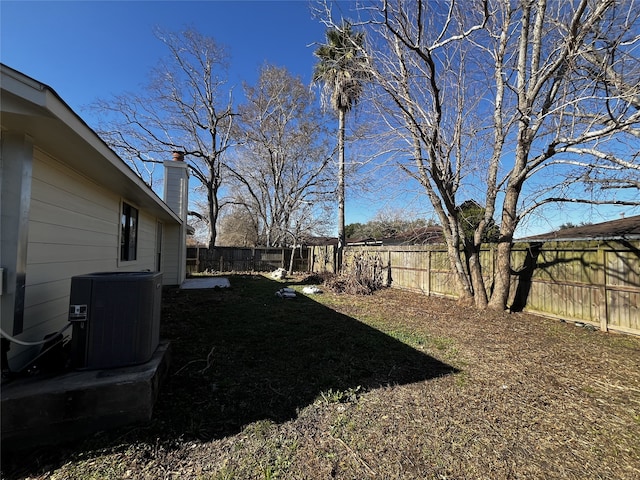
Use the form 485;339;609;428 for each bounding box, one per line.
3;273;640;479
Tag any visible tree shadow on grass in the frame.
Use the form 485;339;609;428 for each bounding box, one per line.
2;274;457;477
156;274;457;438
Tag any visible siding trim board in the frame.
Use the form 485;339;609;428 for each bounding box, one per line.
1;133;34;335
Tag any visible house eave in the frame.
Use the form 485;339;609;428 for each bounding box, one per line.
1;64;179;224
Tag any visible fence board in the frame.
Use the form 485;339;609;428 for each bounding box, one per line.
309;241;639;336
193;246;311;273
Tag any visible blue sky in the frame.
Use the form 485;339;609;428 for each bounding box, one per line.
3;1;637;236
1;0;395;229
1;1;329;108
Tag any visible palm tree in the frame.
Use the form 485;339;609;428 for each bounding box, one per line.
313;21;369;272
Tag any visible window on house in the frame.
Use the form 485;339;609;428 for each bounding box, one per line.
120;202;138;261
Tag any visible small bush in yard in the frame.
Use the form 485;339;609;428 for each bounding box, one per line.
324;252;388;295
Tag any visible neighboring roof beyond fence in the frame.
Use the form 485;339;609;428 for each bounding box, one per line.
519;215;640;242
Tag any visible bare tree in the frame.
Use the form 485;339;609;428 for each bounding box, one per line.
325;0;640;309
227;64;335;247
485;0;640;309
92;27;235;246
217;206;260;247
355;0;491;305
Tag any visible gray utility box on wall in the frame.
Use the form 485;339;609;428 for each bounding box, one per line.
69;271;162;370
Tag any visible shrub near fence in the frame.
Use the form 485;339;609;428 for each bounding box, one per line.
310;241;640;336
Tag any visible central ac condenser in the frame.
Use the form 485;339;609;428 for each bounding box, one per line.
69;271;162;370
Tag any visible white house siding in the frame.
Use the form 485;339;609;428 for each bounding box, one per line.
8;148;163;370
161;223;182;286
162;159;189;284
134;208;159;270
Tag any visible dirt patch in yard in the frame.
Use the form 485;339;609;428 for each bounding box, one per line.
3;274;640;479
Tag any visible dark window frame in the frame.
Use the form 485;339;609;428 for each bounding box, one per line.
120;202;139;261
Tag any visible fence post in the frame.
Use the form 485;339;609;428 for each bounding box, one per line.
598;246;609;332
426;250;431;296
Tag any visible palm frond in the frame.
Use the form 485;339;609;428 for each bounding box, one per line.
313;21;370;113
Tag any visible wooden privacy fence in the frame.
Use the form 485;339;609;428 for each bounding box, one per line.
188;246;311;274
309;241;640;336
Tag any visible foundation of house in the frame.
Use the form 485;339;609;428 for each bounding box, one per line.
1;340;171;451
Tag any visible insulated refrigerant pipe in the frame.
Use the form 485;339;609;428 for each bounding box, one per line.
0;322;72;346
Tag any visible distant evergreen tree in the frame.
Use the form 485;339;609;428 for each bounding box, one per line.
457;200;500;243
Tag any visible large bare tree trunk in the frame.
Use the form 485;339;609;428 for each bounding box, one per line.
489;177;523;310
466;242;488;308
320;0;640;312
444;237;474;305
208;184;219;247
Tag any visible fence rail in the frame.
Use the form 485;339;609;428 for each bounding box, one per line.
309;241;640;336
188;246;311;274
186;241;639;335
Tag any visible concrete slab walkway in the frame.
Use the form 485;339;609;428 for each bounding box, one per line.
180;277;231;289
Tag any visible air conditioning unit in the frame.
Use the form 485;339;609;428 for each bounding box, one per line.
69;272;162;370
